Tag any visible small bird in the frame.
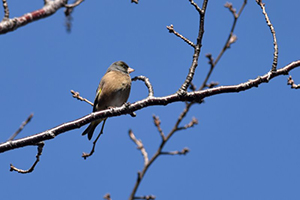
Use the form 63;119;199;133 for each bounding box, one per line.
82;61;134;140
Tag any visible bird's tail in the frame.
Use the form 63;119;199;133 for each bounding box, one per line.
82;120;102;140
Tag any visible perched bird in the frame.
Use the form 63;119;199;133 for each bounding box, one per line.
82;61;134;140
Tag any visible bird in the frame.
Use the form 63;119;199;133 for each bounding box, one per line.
82;61;134;140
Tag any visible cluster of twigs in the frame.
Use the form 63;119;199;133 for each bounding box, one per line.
1;0;300;199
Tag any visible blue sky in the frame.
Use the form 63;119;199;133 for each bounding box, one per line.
1;0;300;199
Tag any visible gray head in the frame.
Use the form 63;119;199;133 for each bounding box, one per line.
107;61;134;74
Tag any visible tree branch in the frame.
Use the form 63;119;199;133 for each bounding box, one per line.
2;0;9;20
201;0;247;90
0;60;299;154
10;142;44;174
256;0;278;72
0;0;67;34
178;0;209;92
7;113;34;141
287;75;300;89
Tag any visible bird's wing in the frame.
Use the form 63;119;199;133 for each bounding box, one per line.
93;79;105;112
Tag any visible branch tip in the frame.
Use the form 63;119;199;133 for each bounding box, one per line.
166;24;195;48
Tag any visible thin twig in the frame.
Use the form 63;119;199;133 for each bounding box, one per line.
129;100;195;199
64;0;84;8
287;75;300;89
2;0;9;20
82;119;106;159
132;76;154;97
7;113;34;141
152;115;165;140
177;117;198;131
200;0;247;90
188;0;202;14
161;147;190;156
133;195;156;200
166;24;196;48
10;142;44;174
71;90;94;106
129;130;149;166
256;0;278;72
179;0;209;92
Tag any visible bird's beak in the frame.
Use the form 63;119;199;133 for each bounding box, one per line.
128;67;135;74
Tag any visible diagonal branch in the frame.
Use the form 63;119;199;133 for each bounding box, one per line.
0;60;299;154
7;113;34;141
166;24;196;48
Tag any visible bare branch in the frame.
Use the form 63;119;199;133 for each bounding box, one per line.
64;0;84;8
152;115;165;140
129;130;149;166
177;117;198;131
132;76;154;97
188;0;202;14
10;142;44;174
2;0;9;20
0;0;67;35
133;195;156;200
71;90;94;106
200;0;247;91
0;60;299;154
256;0;278;72
161;147;190;156
224;2;237;17
179;0;209;92
7;113;34;141
287;75;300;89
166;24;195;48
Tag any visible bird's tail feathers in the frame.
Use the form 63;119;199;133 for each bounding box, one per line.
82;121;101;140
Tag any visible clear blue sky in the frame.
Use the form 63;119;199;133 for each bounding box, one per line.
1;0;300;199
